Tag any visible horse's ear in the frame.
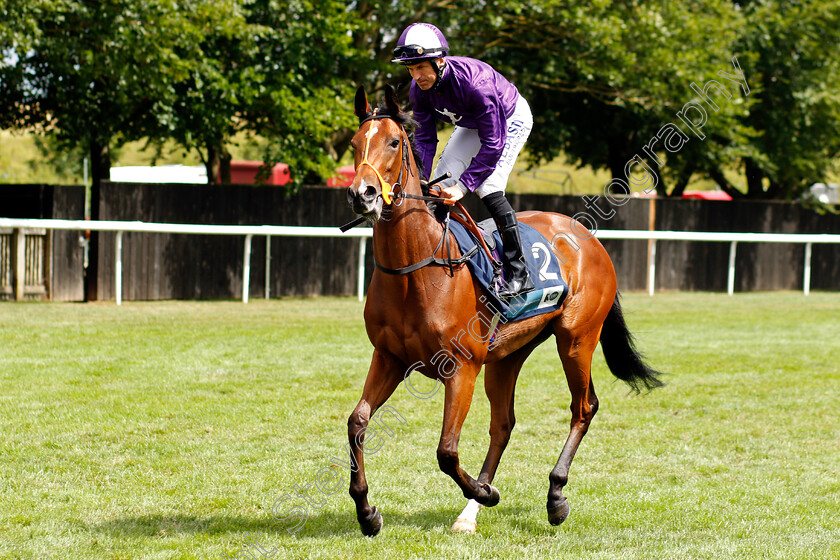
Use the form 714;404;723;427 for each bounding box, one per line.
355;86;371;122
384;84;401;115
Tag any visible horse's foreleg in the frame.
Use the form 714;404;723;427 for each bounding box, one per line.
348;349;403;536
478;353;531;484
547;334;600;526
451;351;530;533
437;369;500;507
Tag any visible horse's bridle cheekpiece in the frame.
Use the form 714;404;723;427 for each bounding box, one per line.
356;111;412;206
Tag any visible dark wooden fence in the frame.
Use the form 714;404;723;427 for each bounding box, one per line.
505;194;840;293
93;182;363;300
2;181;839;301
0;185;85;301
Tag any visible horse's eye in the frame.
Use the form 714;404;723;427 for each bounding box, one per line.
390;139;400;149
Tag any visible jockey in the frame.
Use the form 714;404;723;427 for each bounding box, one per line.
393;22;535;300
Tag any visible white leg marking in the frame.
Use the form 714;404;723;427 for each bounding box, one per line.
451;499;482;534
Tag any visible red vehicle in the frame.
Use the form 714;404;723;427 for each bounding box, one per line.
221;161;291;185
327;165;356;188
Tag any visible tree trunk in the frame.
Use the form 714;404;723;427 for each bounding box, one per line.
84;137;111;302
206;144;220;184
670;159;697;198
745;157;765;197
607;136;626;184
648;157;666;196
206;143;231;184
219;150;232;184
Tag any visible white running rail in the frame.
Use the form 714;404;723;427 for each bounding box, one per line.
1;218;838;303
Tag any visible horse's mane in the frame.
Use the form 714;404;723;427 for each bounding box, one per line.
373;102;427;183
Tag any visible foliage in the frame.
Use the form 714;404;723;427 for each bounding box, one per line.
242;0;358;185
0;0;226;192
721;0;840;199
144;0;257;183
450;1;753;197
0;0;46;52
2;1;840;197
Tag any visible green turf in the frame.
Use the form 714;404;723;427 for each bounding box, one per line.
1;293;838;559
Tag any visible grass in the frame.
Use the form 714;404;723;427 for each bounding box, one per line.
0;292;839;559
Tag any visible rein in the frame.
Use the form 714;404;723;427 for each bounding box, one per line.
373;214;479;277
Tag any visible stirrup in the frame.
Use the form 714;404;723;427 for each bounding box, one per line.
496;275;535;300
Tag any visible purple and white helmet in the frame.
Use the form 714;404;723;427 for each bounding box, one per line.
392;23;449;65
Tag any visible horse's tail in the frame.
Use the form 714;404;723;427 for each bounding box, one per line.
599;292;665;393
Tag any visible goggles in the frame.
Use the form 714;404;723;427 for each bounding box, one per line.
392;44;446;63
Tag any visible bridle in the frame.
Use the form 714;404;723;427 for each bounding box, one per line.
355;112;413;206
347;110;497;277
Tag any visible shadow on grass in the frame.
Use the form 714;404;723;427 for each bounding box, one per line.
92;503;536;539
91;514;282;538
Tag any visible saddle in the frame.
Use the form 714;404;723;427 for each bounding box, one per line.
343;186;568;322
443;205;569;322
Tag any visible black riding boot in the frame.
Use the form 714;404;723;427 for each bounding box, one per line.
494;210;535;300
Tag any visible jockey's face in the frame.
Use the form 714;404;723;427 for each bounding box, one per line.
406;58;444;90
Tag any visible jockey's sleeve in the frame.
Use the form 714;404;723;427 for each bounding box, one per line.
459;79;507;192
411;88;438;180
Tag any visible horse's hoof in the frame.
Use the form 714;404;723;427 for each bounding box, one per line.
547;497;571;526
451;517;477;534
477;483;500;507
359;507;383;537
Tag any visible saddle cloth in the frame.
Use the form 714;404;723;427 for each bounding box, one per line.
448;217;569;321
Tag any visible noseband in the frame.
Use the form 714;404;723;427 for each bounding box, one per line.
356;112;412;205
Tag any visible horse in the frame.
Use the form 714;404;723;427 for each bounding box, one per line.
344;84;663;536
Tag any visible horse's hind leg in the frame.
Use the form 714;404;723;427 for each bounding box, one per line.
451;347;532;533
547;327;601;526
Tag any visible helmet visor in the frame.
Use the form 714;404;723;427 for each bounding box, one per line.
392;44;445;64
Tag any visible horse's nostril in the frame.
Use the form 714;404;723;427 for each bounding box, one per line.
363;185;377;201
346;187;356;203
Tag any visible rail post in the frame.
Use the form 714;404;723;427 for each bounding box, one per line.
357;237;366;302
243;234;253;304
727;241;738;295
803;242;812;296
265;235;271;300
12;228;25;301
647;239;657;296
115;231;124;306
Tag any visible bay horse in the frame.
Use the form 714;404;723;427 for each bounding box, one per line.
345;85;663;536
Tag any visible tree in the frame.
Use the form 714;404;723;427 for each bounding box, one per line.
0;0;241;298
2;1;230;186
160;0;364;187
709;0;840;199
452;0;752;197
147;1;258;184
242;0;359;185
0;0;44;51
5;0;840;202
